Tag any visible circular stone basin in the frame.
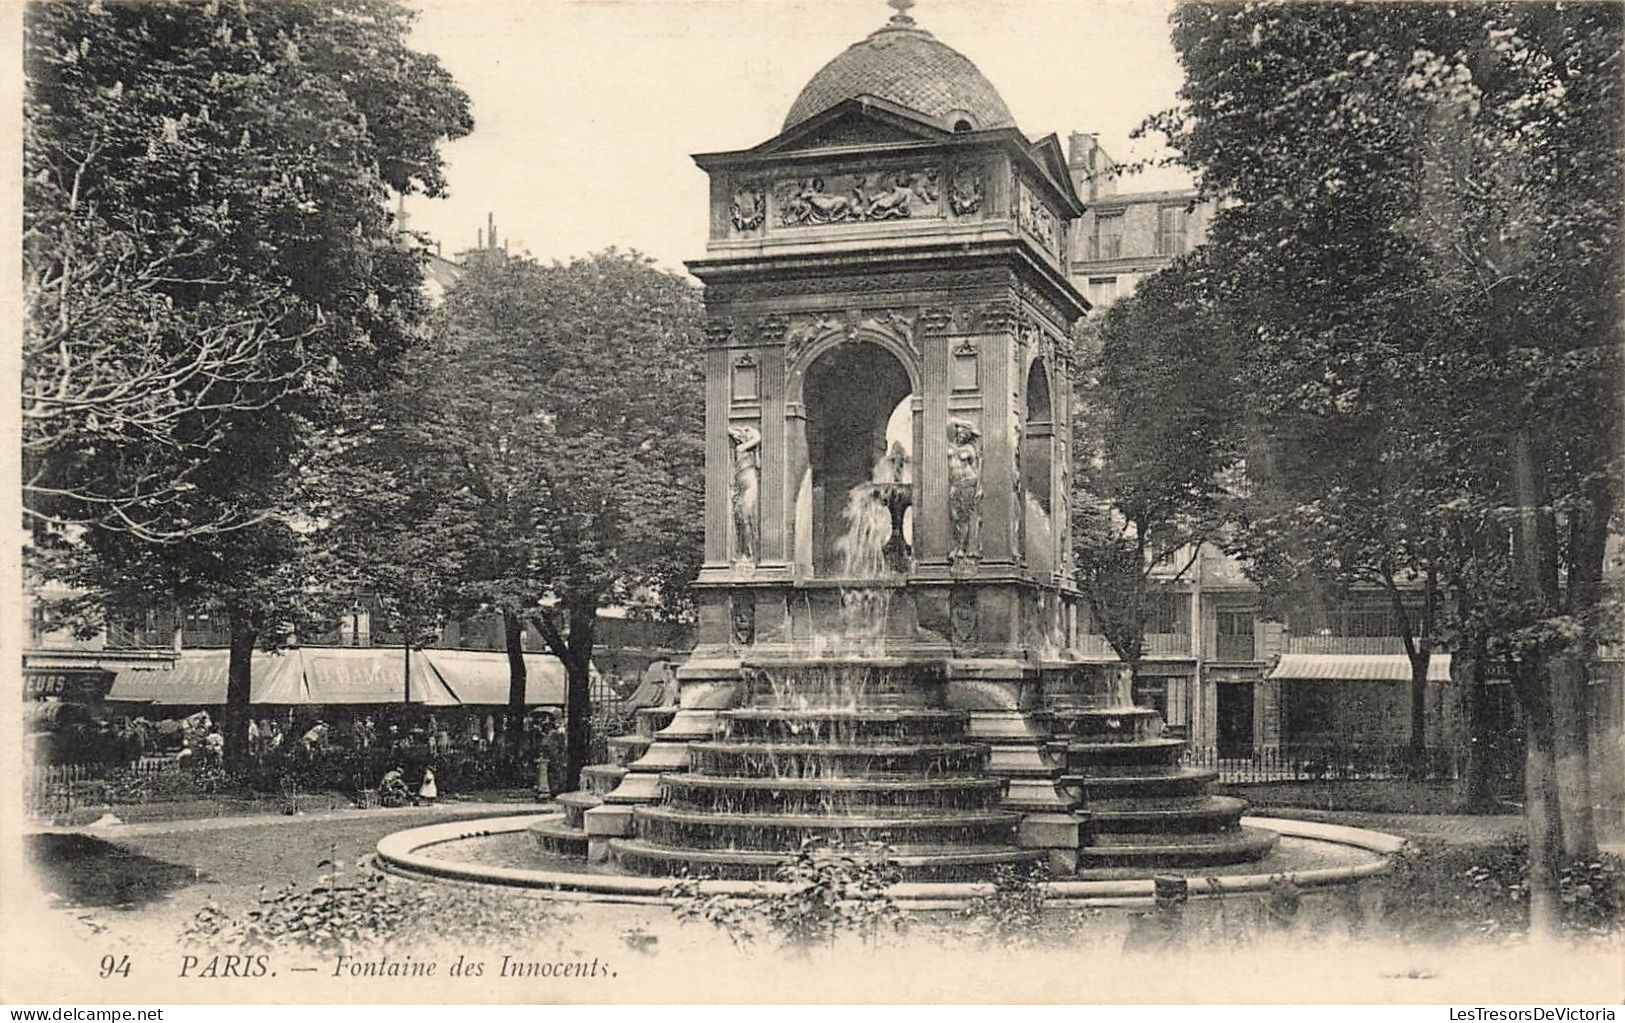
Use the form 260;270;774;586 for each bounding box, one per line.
374;814;1404;907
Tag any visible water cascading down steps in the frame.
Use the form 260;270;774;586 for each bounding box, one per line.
608;660;1046;880
1052;705;1276;870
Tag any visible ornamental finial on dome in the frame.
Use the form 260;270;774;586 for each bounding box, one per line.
886;0;917;27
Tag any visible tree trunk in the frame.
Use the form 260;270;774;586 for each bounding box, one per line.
1456;632;1500;813
1550;651;1596;857
223;618;257;774
1511;654;1564;940
1524;722;1565;940
502;609;528;747
562;604;596;793
1408;654;1430;776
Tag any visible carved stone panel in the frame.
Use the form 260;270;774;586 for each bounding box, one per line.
1016;179;1060;257
730;593;756;646
730;183;766;233
949;587;978;649
949;164;985;216
731;353;759;403
774;168;941;227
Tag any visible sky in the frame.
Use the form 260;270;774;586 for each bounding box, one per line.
402;0;1195;274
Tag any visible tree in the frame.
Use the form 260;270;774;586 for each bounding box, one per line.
25;0;473;770
1146;1;1622;932
346;250;705;789
1070;255;1240;690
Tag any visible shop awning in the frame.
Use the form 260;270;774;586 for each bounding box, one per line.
107;649;306;705
298;647;461;706
417;649;572;707
1268;653;1452;683
107;647;579;707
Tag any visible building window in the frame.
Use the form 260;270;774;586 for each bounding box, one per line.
1090;212;1123;260
1155;205;1187;256
1088;276;1118;307
1216;609;1256;661
1144;590;1188;635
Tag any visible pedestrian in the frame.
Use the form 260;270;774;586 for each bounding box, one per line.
418;766;438;804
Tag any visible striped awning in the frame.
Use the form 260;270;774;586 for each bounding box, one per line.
108;647;578;707
1268;653;1452;683
418;649;571;706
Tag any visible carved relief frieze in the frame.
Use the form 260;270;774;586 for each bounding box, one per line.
730;183;766;233
948;164;985;216
857;308;919;359
783;314;847;369
1016;179;1060;256
774;168;941;227
703;318;735;348
1016;280;1068;335
919;307;954;336
754;313;789;344
976;299;1019;334
705;266;1010;304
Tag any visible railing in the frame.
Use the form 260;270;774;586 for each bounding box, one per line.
1213;634;1257;661
1283;635;1409;655
103;623;175;650
1182;743;1463;783
1144;632;1193;657
24;758;172;819
1074;634;1115;658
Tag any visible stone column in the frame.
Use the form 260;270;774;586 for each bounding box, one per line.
758;342;787;566
918;319;951;565
977;307;1017;568
704;340;731;567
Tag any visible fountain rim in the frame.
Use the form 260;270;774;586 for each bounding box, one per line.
374;813;1405;907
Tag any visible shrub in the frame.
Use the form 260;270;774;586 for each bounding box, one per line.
1381;837;1624;941
668;838;907;952
183;853;573;955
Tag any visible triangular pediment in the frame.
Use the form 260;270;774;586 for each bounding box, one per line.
1026;133;1085;214
751;97;953;155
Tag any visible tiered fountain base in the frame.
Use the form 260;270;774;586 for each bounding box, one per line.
532;658;1277;880
1053;705;1277;870
609;660;1044;880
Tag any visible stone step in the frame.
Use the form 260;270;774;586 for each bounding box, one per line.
635;706;680;738
632;804;1023;852
687;741;989;779
658;773;1007;816
610;837;1044;882
1074;826;1278;868
1051;737;1186;769
528;816;589;858
1060;767;1217;799
1083;795;1248;833
582;764;628;797
1051;707;1164;742
555;790;602;829
607;735;651;766
719;709;970;746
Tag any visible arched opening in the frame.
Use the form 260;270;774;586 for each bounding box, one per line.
953;119;974;133
1022;357;1054;576
797;341;913;578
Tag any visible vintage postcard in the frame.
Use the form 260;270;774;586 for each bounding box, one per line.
6;0;1623;1007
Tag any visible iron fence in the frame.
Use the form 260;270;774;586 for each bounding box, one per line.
1182;743;1464;783
24;758;174;819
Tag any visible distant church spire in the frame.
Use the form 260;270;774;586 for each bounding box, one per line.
886;0;916;27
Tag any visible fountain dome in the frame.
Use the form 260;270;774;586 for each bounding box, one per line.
783;1;1016;132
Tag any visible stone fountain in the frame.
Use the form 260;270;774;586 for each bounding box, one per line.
532;1;1277;879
